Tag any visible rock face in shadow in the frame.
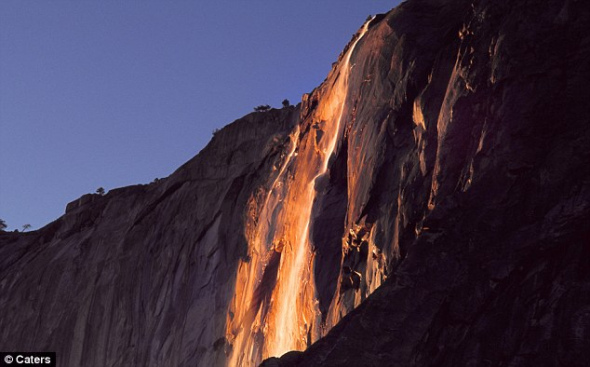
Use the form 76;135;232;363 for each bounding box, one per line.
0;108;299;367
265;0;590;365
1;0;590;366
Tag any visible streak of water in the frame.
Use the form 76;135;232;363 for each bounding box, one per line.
226;18;373;367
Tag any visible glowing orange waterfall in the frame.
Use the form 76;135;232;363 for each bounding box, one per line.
226;19;372;367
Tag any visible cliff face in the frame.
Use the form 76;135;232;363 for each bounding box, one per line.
2;0;590;366
0;109;299;367
263;0;590;365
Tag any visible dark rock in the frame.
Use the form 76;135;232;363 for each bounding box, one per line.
0;108;298;367
2;0;590;366
268;0;590;365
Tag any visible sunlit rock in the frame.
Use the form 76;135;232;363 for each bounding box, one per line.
1;0;589;366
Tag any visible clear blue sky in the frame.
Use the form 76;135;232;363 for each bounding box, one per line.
0;1;399;231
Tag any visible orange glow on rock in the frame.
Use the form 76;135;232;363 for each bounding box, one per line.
225;19;374;367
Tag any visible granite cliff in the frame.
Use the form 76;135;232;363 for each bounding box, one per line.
1;0;589;366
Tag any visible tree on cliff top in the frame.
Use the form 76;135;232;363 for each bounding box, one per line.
254;105;271;112
0;219;6;231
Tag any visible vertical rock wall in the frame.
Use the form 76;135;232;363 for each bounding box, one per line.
2;0;589;366
265;0;590;365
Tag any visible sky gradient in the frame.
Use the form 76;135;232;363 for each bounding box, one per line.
0;1;399;231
